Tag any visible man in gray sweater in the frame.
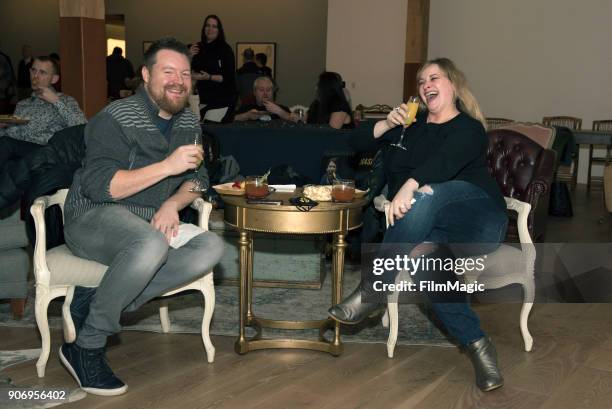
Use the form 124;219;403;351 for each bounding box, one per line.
59;38;223;396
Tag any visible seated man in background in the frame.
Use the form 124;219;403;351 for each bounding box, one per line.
0;56;86;164
234;76;295;122
59;37;223;396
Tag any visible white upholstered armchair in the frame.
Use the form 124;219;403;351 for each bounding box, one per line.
378;195;536;358
30;189;216;377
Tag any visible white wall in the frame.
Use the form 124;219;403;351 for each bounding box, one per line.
326;0;408;108
0;0;59;66
429;0;612;181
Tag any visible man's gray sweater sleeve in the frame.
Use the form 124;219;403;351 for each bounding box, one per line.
80;112;128;203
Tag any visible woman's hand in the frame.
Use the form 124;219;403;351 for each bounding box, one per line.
387;178;419;227
192;71;210;81
189;43;200;56
386;103;409;128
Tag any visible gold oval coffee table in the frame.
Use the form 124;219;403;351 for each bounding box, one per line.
221;191;367;356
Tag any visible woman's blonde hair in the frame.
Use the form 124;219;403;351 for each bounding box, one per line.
416;58;487;129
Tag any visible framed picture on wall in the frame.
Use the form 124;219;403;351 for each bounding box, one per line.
236;42;276;78
142;41;154;55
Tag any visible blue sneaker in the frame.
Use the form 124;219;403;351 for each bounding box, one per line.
59;343;128;396
70;286;96;335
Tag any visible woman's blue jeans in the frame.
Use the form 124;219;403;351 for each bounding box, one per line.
381;180;507;345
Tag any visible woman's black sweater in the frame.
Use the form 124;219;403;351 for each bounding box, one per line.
191;40;236;107
352;112;505;209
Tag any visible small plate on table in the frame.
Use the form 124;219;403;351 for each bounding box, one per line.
0;115;29;125
213;182;244;196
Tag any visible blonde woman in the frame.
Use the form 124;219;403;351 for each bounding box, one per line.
330;58;507;392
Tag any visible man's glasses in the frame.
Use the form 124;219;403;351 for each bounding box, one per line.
289;197;318;212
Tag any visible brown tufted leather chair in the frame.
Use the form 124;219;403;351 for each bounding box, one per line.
486;129;556;241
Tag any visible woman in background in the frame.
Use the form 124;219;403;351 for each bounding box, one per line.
306;71;353;129
191;15;236;121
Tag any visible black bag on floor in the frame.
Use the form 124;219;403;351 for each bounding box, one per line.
548;181;573;217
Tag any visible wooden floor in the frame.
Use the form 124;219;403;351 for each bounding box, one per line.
2;186;611;409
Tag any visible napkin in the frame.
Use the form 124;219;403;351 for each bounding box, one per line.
169;223;206;249
269;184;297;192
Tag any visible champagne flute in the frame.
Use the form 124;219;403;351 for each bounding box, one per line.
189;132;206;192
390;96;420;151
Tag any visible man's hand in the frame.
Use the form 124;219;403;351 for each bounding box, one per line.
163;144;203;176
151;201;180;243
35;86;60;104
262;101;284;116
247;109;267;120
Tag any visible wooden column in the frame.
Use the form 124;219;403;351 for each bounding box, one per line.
58;0;106;118
403;0;429;101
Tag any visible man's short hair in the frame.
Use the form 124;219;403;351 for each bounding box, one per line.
243;48;254;61
255;53;267;66
143;37;190;71
34;55;60;76
252;76;274;91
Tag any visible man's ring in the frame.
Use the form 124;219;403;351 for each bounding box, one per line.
394;107;401;112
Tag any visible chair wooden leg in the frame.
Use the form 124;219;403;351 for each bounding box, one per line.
587;145;594;190
386;302;399;358
62;287;76;343
10;298;26;320
34;292;51;378
520;281;536;352
201;274;216;363
159;299;171;333
381;309;390;328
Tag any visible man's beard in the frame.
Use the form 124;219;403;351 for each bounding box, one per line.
146;83;189;115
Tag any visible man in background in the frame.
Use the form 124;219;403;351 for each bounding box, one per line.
106;47;135;99
234;76;294;121
0;55;86;164
255;52;272;79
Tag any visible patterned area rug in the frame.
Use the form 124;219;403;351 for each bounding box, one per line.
0;263;451;347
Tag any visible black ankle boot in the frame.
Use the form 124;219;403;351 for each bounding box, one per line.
328;284;384;325
465;336;504;391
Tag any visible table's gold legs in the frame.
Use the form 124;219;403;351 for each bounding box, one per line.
235;229;349;356
247;231;254;320
331;232;347;354
235;230;251;354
